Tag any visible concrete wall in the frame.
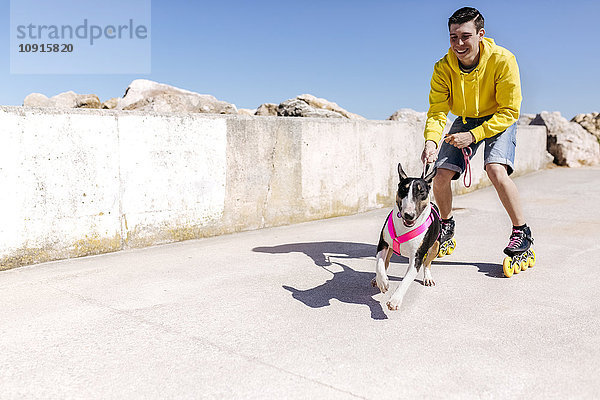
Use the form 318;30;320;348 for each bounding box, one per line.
0;106;548;269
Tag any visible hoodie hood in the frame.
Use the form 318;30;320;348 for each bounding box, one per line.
423;37;522;145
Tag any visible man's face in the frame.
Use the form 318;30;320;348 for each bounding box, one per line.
449;20;484;67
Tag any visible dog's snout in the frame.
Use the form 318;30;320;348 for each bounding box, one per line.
402;212;415;221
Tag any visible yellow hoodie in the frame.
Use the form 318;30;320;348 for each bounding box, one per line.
424;37;522;145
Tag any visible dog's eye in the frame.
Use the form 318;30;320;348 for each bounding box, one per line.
415;183;428;198
398;183;410;196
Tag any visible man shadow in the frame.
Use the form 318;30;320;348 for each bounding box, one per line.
253;241;408;320
431;259;505;278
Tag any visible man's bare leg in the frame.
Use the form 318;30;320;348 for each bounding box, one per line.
432;168;456;219
485;163;525;226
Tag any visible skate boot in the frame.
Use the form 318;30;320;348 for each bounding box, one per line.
437;218;456;257
502;226;536;278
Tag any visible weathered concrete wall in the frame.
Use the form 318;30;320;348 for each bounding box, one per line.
0;106;548;269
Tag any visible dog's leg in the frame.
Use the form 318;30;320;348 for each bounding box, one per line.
384;246;393;270
423;241;439;287
372;248;390;293
387;256;421;311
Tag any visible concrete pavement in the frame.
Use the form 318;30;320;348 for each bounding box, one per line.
1;166;599;399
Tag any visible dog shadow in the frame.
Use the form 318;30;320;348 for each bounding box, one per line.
253;241;505;320
285;261;400;320
253;241;409;320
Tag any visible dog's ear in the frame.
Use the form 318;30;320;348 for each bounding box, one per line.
423;165;437;183
397;162;408;181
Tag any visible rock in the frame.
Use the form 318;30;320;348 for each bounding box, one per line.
388;108;427;125
23;91;101;109
255;103;278;116
277;94;365;119
23;93;50;107
50;91;79;108
388;108;453;135
102;97;119;109
531;111;600;167
296;94;365;119
278;98;343;118
517;113;536;125
118;79;237;114
571;112;600;140
237;108;256;116
75;94;102;109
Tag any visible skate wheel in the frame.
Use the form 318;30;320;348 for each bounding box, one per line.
528;249;536;267
513;259;521;274
503;257;514;278
438;247;447;257
520;259;528;271
447;238;456;255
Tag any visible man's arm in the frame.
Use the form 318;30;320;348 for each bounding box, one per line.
470;55;522;142
424;62;451;146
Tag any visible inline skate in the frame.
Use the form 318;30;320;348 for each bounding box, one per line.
502;226;536;277
437;218;456;257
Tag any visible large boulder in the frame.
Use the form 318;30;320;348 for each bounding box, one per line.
23;91;101;109
571;112;600;140
531;111;600;167
255;103;278;116
117;79;237;114
277;94;364;119
23;93;51;107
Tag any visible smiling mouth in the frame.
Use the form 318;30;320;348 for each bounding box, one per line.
455;48;468;55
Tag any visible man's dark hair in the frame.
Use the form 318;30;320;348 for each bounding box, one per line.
448;7;484;32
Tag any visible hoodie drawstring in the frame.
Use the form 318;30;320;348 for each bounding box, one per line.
460;74;467;124
475;69;480;116
460;69;481;122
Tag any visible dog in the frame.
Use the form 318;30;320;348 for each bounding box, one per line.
371;162;441;310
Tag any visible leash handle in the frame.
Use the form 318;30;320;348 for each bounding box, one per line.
462;147;472;188
422;161;433;179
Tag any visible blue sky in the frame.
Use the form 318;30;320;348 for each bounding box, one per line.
1;0;598;120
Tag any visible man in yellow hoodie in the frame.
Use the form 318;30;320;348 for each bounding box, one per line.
421;7;534;263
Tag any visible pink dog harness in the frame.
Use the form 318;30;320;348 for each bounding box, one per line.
387;206;439;255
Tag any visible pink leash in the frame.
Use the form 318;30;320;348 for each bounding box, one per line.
462;147;472;188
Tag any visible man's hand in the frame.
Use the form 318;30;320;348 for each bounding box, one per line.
421;140;438;164
444;131;475;149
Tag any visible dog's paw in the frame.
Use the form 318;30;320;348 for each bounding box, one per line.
375;275;389;293
424;278;436;287
424;270;435;287
386;299;400;311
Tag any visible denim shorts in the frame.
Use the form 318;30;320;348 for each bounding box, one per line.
435;115;517;180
